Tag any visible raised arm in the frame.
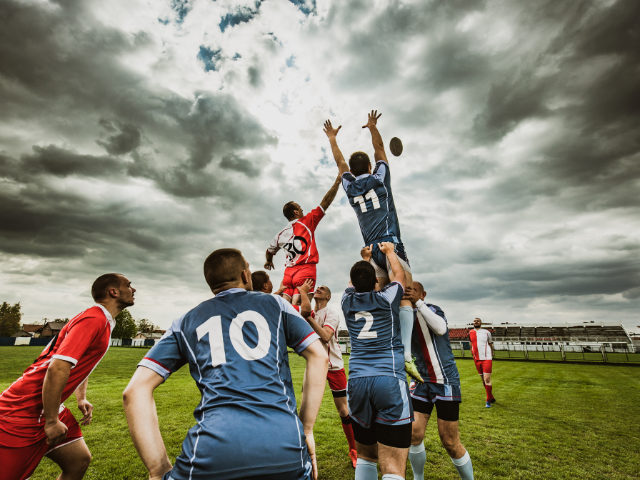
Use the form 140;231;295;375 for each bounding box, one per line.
299;340;329;480
319;175;341;211
123;368;173;480
297;279;314;319
323;120;349;176
362;110;387;164
379;241;405;290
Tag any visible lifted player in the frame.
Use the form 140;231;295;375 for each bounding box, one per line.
324;111;422;383
0;273;136;480
469;317;495;408
304;285;358;468
405;283;474;480
342;242;412;480
124;248;328;480
265;175;341;305
252;270;313;319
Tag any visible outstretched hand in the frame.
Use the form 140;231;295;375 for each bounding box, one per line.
362;110;381;129
298;279;314;295
403;286;421;305
264;261;275;271
360;245;373;262
323;120;342;139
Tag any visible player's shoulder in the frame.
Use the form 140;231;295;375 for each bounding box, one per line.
426;303;446;319
67;305;109;328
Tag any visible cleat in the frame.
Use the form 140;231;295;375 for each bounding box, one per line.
405;359;424;383
490;398;496;404
349;448;357;468
486;401;491;408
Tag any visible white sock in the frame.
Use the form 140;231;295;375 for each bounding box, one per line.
451;450;473;480
355;458;378;480
382;475;404;480
399;306;414;362
408;443;426;480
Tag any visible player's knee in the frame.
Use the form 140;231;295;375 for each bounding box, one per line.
67;449;92;473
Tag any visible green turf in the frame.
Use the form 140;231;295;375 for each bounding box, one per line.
1;347;639;479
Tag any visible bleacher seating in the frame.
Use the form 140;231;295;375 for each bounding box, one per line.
520;327;535;338
506;327;521;338
493;327;507;337
449;328;470;340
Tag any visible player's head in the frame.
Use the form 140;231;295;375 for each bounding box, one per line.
251;271;272;294
413;281;427;301
473;317;482;328
204;248;252;294
91;273;136;307
350;261;377;293
314;285;331;301
283;201;304;221
349;151;372;176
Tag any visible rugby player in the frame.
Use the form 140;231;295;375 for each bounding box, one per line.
469;317;495;408
324;111;422;383
405;283;474;480
252;271;313;318
342;241;412;480
123;248;328;480
265;175;341;305
304;284;358;468
0;273;136;480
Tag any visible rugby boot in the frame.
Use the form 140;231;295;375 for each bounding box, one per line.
486;401;492;408
349;448;357;468
405;358;424;383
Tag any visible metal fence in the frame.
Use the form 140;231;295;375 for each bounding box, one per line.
451;342;640;364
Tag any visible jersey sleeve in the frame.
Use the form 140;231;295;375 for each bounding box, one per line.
487;331;493;343
302;206;325;230
377;281;404;307
274;296;319;354
267;231;282;255
138;316;188;381
323;310;340;333
341;172;355;191
52;313;105;366
372;160;388;184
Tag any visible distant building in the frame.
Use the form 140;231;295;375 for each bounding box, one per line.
22;324;43;336
133;332;164;340
38;321;67;338
12;329;32;338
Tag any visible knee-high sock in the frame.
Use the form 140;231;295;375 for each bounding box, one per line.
355;458;377;480
340;415;356;450
399;306;414;362
485;384;493;401
408;443;426;480
451;450;473;480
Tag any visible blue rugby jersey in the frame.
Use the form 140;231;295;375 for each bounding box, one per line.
138;288;319;480
411;303;460;386
341;281;405;380
341;160;402;245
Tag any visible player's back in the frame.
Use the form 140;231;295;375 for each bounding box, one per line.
341;160;401;245
412;304;460;385
140;289;317;480
341;281;405;380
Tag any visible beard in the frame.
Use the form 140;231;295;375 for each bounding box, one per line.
117;294;135;308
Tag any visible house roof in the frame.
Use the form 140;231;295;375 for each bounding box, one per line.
23;324;43;333
45;321;67;331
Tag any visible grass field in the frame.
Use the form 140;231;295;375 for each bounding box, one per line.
1;347;639;479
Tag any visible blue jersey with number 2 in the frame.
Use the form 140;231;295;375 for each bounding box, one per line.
341;281;405;380
138;288;318;480
342;160;401;245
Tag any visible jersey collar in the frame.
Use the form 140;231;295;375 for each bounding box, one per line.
94;303;115;330
215;287;247;297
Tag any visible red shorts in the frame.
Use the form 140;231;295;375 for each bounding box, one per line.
0;407;83;480
282;263;316;298
474;359;492;375
327;368;347;398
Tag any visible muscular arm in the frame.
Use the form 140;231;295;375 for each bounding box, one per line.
123;367;172;480
415;300;447;336
323;120;349;176
379;242;405;290
306;316;334;343
74;377;94;425
42;359;72;446
264;250;275;270
363;110;388;164
489;341;494;359
319;175;341;211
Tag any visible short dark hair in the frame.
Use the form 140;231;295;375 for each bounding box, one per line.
350;261;377;293
204;248;246;292
349;151;371;176
283;201;298;221
251;271;269;292
91;273;123;302
414;281;425;294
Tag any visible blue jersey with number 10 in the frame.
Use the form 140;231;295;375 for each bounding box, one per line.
342;160;402;245
341;281;405;380
138;288;318;480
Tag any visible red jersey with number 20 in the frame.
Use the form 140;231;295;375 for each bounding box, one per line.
267;206;325;268
0;305;114;419
469;328;492;361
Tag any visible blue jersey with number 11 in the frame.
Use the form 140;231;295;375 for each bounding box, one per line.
342;160;401;245
138;288;318;480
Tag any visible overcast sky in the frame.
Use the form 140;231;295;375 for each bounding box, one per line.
1;0;639;332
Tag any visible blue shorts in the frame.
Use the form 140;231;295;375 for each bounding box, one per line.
347;376;414;427
165;464;312;480
369;240;411;278
409;381;462;403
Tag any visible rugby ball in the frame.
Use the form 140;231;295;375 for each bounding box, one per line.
389;137;403;156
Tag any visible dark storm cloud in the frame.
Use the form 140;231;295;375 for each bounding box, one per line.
96;119;142;155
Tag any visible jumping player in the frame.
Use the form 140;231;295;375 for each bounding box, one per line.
469;317;495;407
265;175;341;305
123;248;328;480
342;241;412;480
0;273;136;480
405;283;474;480
304;285;358;468
324;111;422;383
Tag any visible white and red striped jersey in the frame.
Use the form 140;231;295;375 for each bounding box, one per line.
267;206;325;268
469;328;493;361
314;307;343;371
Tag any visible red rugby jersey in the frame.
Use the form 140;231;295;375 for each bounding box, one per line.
0;305;114;419
267;206;325;268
